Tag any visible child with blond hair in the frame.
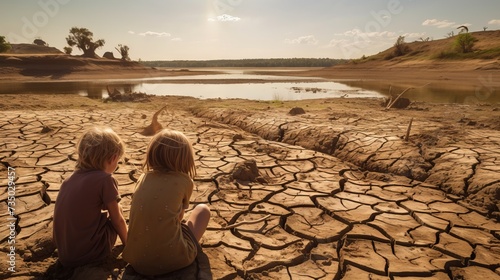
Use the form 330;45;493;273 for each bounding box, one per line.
53;126;128;267
123;129;210;276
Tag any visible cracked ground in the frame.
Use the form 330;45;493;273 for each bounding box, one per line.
0;95;499;279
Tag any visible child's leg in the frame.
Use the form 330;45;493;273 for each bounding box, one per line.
186;204;210;242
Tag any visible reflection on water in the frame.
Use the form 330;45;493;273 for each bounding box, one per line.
0;78;383;101
0;81;105;99
130;81;381;100
339;80;500;104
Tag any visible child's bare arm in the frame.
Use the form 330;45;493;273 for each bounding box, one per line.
107;200;128;245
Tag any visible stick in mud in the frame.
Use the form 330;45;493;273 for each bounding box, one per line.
405;118;413;142
385;83;431;111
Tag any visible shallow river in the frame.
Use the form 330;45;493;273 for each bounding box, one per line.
1;68;497;103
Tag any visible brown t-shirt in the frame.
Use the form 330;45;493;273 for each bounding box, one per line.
122;171;197;276
53;169;120;267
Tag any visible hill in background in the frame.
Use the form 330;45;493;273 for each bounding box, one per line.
7;43;63;55
348;30;500;69
0;44;152;80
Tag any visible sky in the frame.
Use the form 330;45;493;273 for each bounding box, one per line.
1;0;500;60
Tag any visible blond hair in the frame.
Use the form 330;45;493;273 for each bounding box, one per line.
75;127;125;171
144;129;196;178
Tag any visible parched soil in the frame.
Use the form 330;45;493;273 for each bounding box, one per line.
1;95;499;279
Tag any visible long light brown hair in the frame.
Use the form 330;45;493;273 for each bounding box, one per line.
75;126;125;171
144;129;196;178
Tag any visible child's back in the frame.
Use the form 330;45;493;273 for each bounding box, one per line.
123;171;196;274
53;126;128;268
53;169;119;267
122;129;210;276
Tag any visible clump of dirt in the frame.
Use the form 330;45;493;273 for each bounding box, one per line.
231;159;267;183
289;107;306;115
40;126;54;133
381;97;411;109
411;133;439;147
105;87;151;103
232;134;244;141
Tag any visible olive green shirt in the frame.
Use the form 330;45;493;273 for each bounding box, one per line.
123;171;196;275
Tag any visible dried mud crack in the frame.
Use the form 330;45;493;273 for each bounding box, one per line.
1;99;499;279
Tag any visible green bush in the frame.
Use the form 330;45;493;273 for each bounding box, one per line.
0;36;11;53
393;36;410;57
454;33;476;53
63;46;72;55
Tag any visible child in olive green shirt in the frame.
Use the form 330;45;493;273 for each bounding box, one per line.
123;129;210;276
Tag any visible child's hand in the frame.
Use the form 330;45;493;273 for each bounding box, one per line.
107;200;128;245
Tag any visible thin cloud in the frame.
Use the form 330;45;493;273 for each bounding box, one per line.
422;19;456;28
327;38;349;48
208;14;241;22
171;37;182;41
336;28;396;38
488;19;500;25
138;31;171;37
128;30;135;34
403;32;427;39
284;35;318;45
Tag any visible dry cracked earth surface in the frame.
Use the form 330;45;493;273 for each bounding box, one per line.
0;95;499;280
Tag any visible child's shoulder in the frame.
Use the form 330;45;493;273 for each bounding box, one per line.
70;169;113;181
147;170;192;182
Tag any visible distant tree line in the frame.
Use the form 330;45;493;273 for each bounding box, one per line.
141;58;347;68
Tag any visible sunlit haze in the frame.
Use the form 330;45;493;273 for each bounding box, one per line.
1;0;500;60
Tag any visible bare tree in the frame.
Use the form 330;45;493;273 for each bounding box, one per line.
457;25;469;34
115;44;130;61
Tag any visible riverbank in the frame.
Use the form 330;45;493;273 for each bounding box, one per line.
0;54;223;82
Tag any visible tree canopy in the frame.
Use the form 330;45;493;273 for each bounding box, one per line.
0;36;11;53
66;27;105;58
